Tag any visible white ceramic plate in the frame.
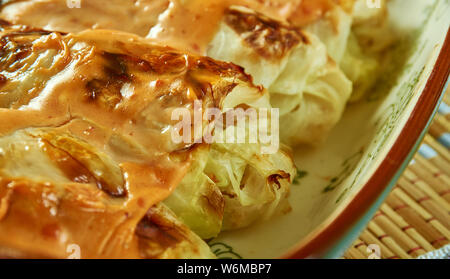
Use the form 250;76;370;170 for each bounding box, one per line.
208;0;450;259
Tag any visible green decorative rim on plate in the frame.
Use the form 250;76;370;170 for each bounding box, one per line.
323;77;450;258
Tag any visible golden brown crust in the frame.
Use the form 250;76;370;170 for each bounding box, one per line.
0;23;259;108
201;185;225;219
0;0;355;55
0;23;264;258
224;6;308;60
37;132;127;197
267;171;291;190
136;205;190;259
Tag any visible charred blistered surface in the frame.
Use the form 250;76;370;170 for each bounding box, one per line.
136;204;193;259
224;6;308;60
0;22;265;258
0;24;65;108
0;22;261;116
267;171;291;190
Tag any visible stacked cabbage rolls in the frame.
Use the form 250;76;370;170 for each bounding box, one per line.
207;5;352;146
0;22;295;257
288;0;393;102
0;0;394;258
0;0;394;145
0;0;359;146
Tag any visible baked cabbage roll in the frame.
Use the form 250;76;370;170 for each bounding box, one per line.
284;0;355;63
286;0;393;102
0;0;353;146
342;0;394;101
0;127;214;259
279;0;376;102
265;0;393;102
167;137;296;238
0;22;295;256
207;6;352;146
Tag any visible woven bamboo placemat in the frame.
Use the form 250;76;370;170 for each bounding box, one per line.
343;88;450;259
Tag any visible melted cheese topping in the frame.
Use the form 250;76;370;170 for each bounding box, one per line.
0;24;262;258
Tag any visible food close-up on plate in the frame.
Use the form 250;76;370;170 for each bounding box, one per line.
0;0;448;260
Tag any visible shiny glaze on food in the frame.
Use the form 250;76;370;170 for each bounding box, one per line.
0;0;354;53
0;22;263;258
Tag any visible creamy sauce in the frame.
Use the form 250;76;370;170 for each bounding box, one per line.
0;26;255;258
143;0;350;53
0;0;353;54
0;0;352;258
0;0;170;36
0;29;182;257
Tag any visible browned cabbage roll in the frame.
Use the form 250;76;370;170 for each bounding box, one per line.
0;0;355;147
0;22;295;257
